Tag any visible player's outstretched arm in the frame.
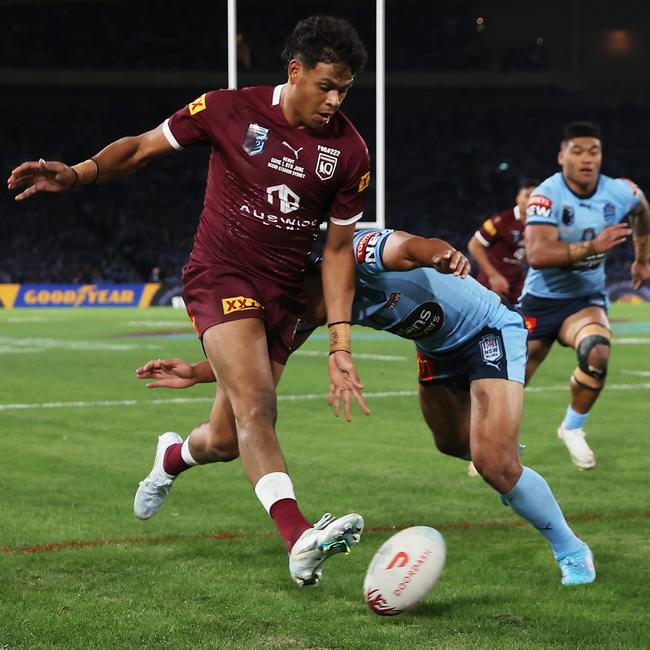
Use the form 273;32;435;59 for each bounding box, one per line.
381;231;471;277
136;358;215;389
467;235;509;294
526;223;632;268
7;125;174;201
628;188;650;289
322;222;369;421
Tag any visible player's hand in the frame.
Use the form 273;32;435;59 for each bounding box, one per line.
7;159;77;201
631;260;650;290
327;351;370;422
591;223;632;254
487;271;510;295
431;249;471;278
136;358;197;389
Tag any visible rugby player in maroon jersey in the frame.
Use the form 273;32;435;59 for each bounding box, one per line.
468;179;539;305
7;16;372;587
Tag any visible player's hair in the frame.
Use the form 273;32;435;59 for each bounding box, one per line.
282;16;368;74
519;177;540;189
562;121;602;143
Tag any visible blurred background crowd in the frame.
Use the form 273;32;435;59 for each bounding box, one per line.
2;0;649;292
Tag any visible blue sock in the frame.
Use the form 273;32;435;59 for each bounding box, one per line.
502;466;583;559
562;405;589;431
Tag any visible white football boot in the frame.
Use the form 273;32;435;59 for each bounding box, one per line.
289;512;364;587
133;432;182;519
557;425;596;470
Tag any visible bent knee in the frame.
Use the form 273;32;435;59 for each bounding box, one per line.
472;452;521;490
434;436;469;459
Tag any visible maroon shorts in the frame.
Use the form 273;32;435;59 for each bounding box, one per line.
182;262;304;365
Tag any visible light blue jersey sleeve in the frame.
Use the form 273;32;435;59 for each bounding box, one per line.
352;229;393;274
609;178;640;218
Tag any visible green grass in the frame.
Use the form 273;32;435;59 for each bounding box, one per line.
1;305;649;649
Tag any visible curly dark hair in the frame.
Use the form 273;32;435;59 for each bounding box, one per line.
281;15;367;74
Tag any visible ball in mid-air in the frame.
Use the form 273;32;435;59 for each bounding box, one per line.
364;526;446;616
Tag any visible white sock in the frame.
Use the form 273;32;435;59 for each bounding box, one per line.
181;437;198;466
254;472;296;514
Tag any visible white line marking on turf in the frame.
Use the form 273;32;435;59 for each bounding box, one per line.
622;370;650;377
614;337;650;344
1;384;649;412
293;350;407;361
0;336;161;353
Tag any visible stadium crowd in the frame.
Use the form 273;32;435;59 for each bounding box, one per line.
2;96;645;287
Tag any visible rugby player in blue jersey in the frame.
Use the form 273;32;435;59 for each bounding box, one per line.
137;229;596;586
521;122;650;470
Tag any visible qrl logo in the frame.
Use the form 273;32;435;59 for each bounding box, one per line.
267;184;300;214
386;551;409;570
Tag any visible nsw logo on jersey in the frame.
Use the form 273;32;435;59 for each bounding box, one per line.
242;123;270;156
527;195;553;219
356;231;381;264
604;202;616;224
479;334;502;364
387;302;444;340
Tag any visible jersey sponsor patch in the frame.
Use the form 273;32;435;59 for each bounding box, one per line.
358;171;371;192
242;123;270;156
527;195;553;219
482;219;497;236
417;351;435;382
523;316;537;334
188;93;207;116
561;205;575;225
356;231;381;263
387;301;445;340
221;296;264;315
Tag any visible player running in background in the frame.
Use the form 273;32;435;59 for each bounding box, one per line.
521;122;650;470
468;178;539;305
7;16;372;587
138;229;596;586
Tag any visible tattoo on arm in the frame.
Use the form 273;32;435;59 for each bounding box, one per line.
567;241;594;263
629;192;650;261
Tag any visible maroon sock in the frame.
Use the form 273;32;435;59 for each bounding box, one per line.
270;499;311;552
162;443;191;476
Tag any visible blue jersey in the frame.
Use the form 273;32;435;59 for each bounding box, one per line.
352;230;522;354
522;172;639;299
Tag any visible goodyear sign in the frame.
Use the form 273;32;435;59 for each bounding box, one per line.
0;284;160;309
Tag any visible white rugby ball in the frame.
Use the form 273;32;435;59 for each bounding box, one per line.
364;526;446;616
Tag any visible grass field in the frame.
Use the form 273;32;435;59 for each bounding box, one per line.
1;304;649;649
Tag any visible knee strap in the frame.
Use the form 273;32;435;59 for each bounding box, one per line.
573;323;611;389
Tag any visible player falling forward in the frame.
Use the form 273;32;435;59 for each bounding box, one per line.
138;230;596;586
468;178;539;305
521;122;650;470
7;16;373;587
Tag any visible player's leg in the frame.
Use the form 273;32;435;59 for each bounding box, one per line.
556;305;611;470
470;377;595;585
418;383;471;459
133;379;245;520
525;338;554;383
204;318;362;586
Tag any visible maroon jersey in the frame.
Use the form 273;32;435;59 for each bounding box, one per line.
163;85;371;289
474;206;526;303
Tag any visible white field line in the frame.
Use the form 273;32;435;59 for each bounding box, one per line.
614;337;650;344
1;384;650;412
293;350;407;361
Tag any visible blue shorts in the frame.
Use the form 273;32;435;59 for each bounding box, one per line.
518;293;608;343
417;321;527;390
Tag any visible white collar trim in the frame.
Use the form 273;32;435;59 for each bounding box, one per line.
272;84;285;106
514;205;521;221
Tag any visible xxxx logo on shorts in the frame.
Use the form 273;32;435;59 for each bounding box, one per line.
222;296;264;315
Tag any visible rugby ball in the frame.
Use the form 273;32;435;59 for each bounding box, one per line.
364;526;446;616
